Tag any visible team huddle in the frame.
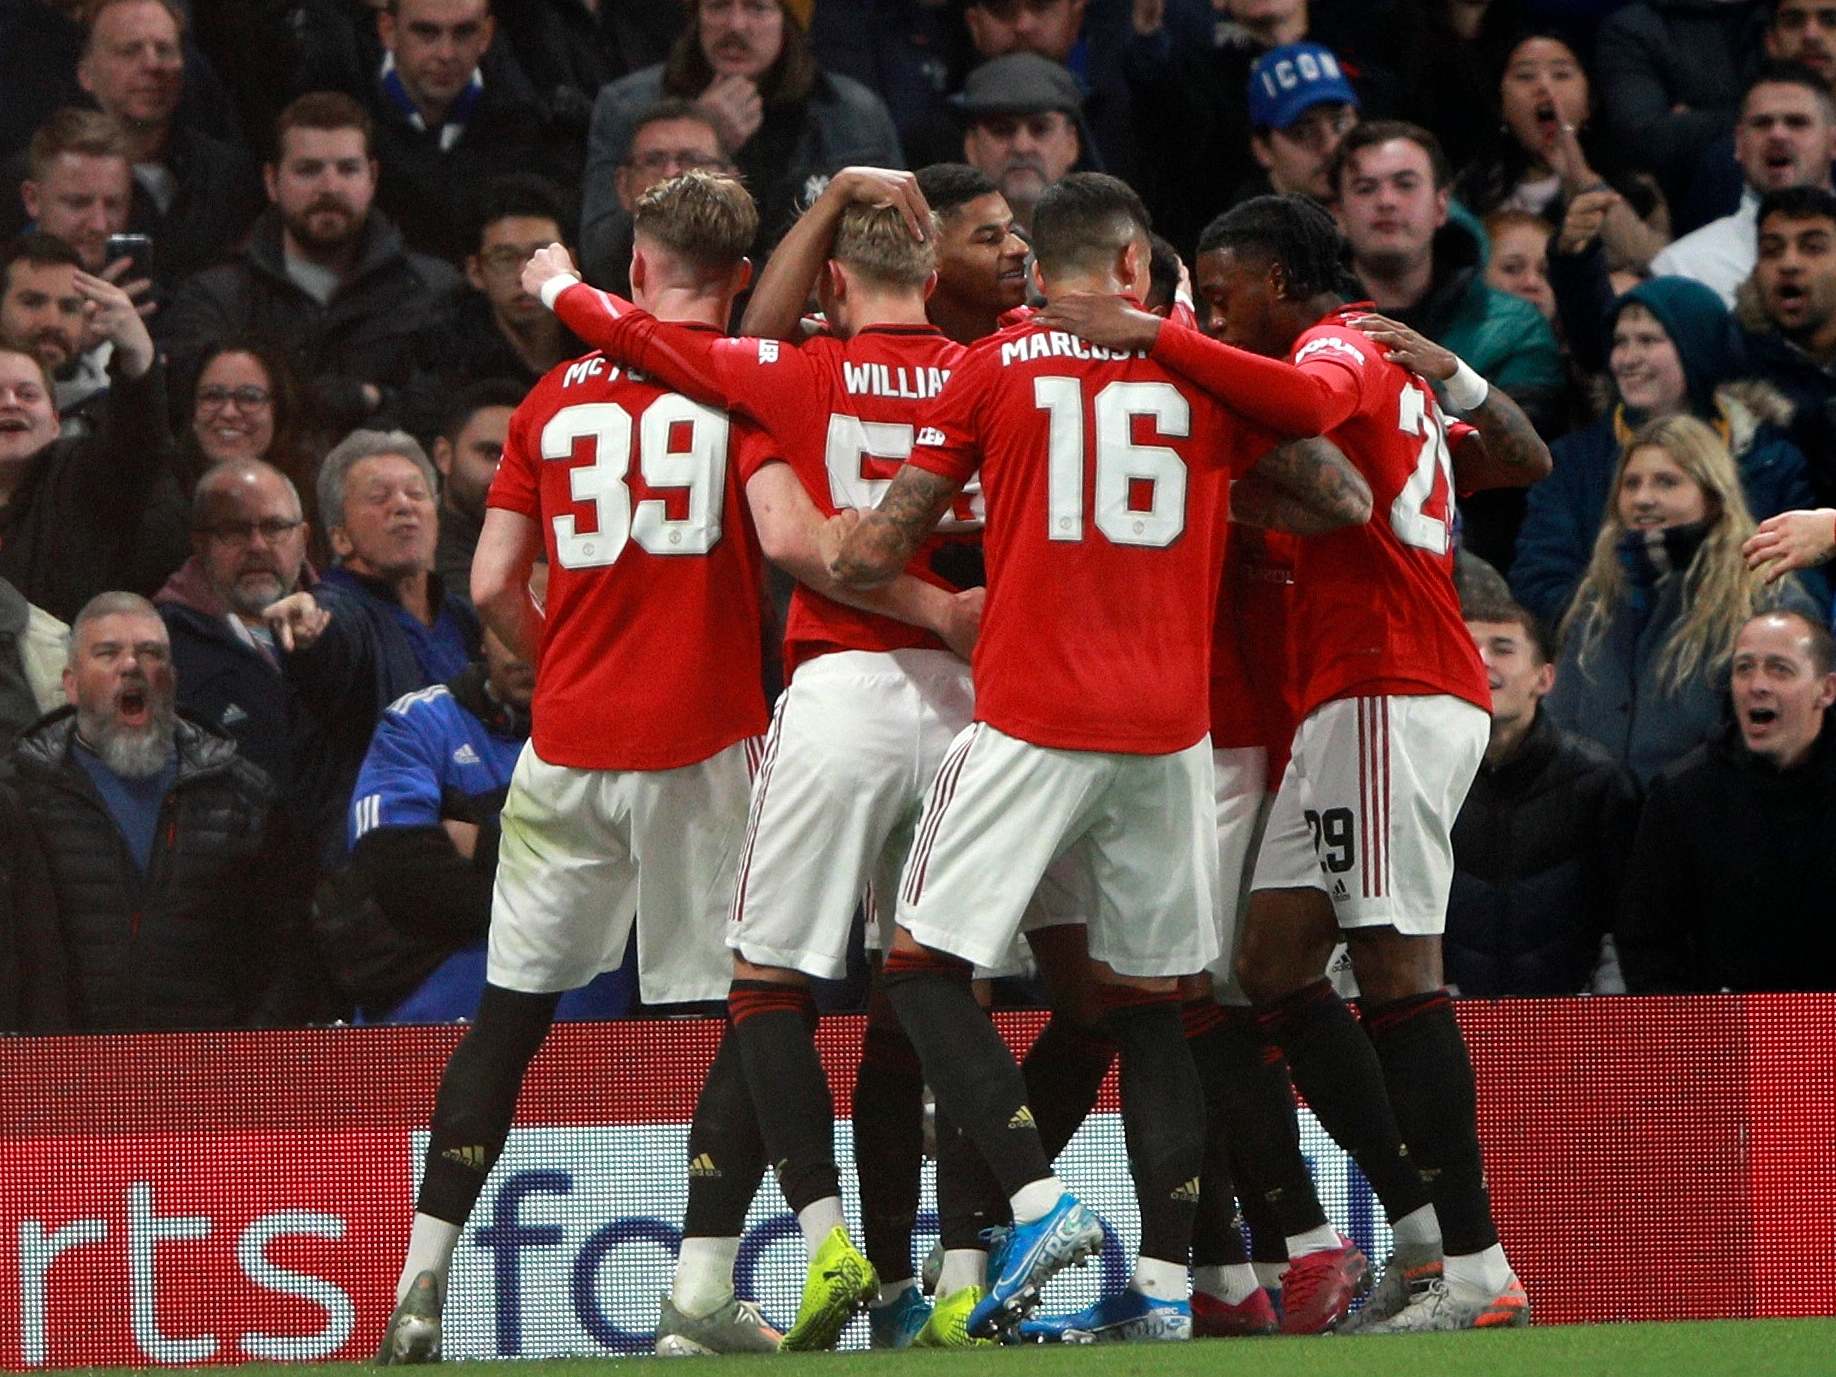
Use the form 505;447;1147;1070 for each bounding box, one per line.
372;159;1553;1360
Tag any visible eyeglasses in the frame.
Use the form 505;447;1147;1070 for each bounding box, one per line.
197;385;272;410
478;244;555;273
199;519;303;545
1278;107;1359;150
626;150;730;175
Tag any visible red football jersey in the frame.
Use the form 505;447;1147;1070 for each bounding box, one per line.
909;315;1264;755
1280;308;1490;716
490;344;771;771
1211;526;1303;786
550;282;973;674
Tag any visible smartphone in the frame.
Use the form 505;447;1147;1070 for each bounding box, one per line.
103;232;153;278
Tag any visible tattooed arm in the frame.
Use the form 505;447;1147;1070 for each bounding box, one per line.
827;464;966;587
1350;313;1552;490
1237;436;1373;533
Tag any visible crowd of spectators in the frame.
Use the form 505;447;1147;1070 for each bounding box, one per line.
4;0;1836;1031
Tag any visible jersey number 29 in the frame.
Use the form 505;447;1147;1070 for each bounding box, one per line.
541;397;727;569
1036;376;1190;548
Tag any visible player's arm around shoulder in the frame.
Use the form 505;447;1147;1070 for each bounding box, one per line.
1350;312;1552;489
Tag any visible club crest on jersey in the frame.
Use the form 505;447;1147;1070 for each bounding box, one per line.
1295;335;1366;367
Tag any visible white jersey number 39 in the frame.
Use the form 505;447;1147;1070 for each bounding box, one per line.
541;396;727;569
1036;376;1190;547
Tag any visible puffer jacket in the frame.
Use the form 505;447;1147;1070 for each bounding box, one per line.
7;710;312;1031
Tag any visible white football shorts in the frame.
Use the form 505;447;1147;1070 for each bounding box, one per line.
1206;744;1270;1005
487;736;759;1003
896;724;1219;980
1251;694;1487;935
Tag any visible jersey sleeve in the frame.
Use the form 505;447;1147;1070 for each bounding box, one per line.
348;695;448;849
730;418;784;485
904;347;985;486
487;389;543;517
1150;320;1356;436
1289;327;1383;424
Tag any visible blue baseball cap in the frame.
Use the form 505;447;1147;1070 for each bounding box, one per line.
1247;42;1360;132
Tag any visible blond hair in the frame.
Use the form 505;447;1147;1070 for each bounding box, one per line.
26;108;130;181
831;202;936;288
633;170;758;273
1560;414;1775;692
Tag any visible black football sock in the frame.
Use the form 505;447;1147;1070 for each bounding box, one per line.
1189;1004;1332;1240
1105;988;1204;1267
1365;991;1498;1257
934;1103;1005;1250
1256;979;1432;1225
881;950;1052;1199
1235;1162;1291;1267
1190;1103;1249;1268
852;1014;926;1283
728;980;839;1214
1021;1013;1115;1159
418;983;560;1223
683;1023;767;1239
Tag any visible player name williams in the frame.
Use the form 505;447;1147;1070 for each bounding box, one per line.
842;361;951;399
1000;331;1148;366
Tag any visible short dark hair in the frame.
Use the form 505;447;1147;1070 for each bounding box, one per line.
1;232;83;294
1463;596;1553;665
1197;195;1360;300
1745;607;1836;674
439;377;526;444
187;337;303;460
471;173;573;252
628;98;729;159
1758;184;1836;230
1332;118;1452;192
1146;233;1180;312
1029;172;1150;278
916;163;998;219
1745;57;1836;119
274;91;375;161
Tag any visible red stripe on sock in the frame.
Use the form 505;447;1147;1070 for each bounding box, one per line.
1364;989;1452;1035
1181;999;1229;1039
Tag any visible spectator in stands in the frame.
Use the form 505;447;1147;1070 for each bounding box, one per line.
363;0;579;263
580;100;732;292
71;0;262;285
261;429;480;863
1231;42;1361;209
0;0;243;163
0;778;64;1032
0;281;166;623
402;175;582;437
322;625;632;1021
957;53;1094;232
156;92;458;440
1123;0;1399;256
0;234;104;425
1447;598;1638;997
1546;414;1813;785
580;0;902;281
1333;119;1564;566
0;577;67;749
1513;276;1817;624
430;381;520;613
1650;62;1836;307
7;592;312;1030
8;109;132;275
1390;0;1525;176
1738;185;1836;492
1620;607;1836;992
1453;32;1669;275
913;162;1028;345
154;460;319;803
1594;0;1771;208
1483;209;1557;322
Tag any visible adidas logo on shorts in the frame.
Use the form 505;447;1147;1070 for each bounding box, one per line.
1008;1105;1037;1130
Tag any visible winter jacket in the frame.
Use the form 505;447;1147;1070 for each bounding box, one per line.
1510;387;1819;625
1594;0;1768;204
0;579;65;749
1621;717;1836;992
1446;709;1640;996
0;780;65;1032
1736;308;1836;505
283;566;480;864
399;290;582;445
580;63;902;287
6;711;312;1031
155;207;459;436
1543;549;1817;786
0;358;172;623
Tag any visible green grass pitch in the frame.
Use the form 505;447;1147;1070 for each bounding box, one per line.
49;1320;1836;1377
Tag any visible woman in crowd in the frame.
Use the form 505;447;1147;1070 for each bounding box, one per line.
1546;414;1813;786
1483;208;1557;323
1454;30;1668;274
1511;276;1819;622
